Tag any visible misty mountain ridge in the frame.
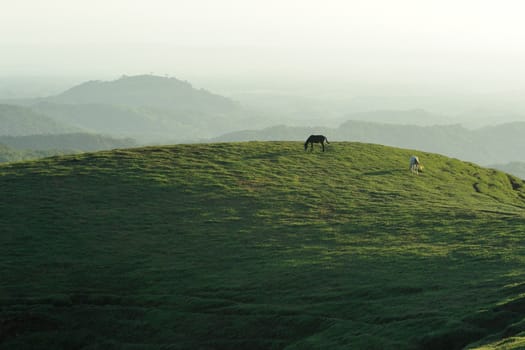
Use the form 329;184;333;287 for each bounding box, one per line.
0;103;136;160
3;74;525;170
32;102;182;139
339;93;525;124
0;104;80;136
342;109;454;126
4;75;255;142
49;74;239;112
213;120;525;166
0;133;136;153
232;92;458;127
0;143;63;163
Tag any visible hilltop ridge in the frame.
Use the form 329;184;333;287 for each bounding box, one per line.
1;142;525;349
49;74;239;112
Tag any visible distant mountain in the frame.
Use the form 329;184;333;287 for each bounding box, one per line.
213;120;525;165
49;75;238;112
214;124;328;142
474;122;525;162
342;109;454;126
0;103;136;158
336;121;480;161
31;102;184;140
9;75;250;141
0;104;79;136
0;133;136;152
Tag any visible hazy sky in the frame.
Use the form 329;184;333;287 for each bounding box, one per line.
2;0;525;94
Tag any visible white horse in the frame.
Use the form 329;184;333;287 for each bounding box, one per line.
409;156;421;174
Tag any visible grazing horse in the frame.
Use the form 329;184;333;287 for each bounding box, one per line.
304;135;329;152
409;155;422;174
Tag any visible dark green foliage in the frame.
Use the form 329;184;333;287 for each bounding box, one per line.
1;142;524;349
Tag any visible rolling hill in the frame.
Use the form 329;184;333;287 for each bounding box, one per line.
1;142;525;349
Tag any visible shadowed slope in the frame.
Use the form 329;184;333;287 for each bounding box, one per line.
1;142;524;349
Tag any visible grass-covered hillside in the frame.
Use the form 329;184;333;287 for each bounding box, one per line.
1;142;525;349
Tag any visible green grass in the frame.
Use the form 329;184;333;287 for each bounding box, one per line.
1;141;525;349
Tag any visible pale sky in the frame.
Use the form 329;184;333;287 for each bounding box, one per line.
2;0;525;94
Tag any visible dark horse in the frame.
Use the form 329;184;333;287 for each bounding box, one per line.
304;135;329;152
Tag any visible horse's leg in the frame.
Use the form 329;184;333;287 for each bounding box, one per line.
321;142;325;152
310;142;313;151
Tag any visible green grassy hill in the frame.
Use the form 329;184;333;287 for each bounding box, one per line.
1;142;524;349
